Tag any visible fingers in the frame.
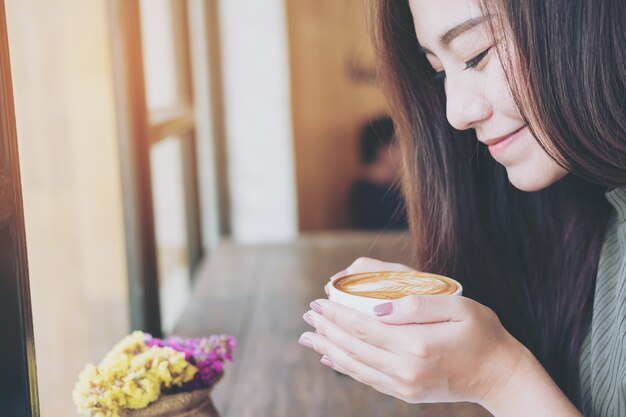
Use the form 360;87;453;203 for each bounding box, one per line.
345;257;416;275
309;299;451;359
304;309;398;371
311;299;395;350
329;269;349;281
374;295;473;324
298;299;462;403
329;258;415;282
299;330;402;391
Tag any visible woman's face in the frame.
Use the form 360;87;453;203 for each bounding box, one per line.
409;0;568;191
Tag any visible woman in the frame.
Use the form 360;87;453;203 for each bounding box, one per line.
298;0;625;416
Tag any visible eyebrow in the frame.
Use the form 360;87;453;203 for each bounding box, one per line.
420;16;487;54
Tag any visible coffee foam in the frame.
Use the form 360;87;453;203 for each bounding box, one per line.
329;271;462;314
334;272;460;299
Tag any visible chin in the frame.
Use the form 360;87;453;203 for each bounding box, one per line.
505;166;569;192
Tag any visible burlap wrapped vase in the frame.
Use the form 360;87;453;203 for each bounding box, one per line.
119;389;219;417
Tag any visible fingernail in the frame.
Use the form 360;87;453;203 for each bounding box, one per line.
320;355;334;368
310;301;323;314
303;312;315;327
374;302;393;316
330;269;347;281
298;335;314;349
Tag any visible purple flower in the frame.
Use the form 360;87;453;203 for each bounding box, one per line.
144;333;236;393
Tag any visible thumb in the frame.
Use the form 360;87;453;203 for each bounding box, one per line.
346;257;415;275
373;295;467;324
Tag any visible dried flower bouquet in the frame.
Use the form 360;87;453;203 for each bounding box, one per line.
73;331;235;417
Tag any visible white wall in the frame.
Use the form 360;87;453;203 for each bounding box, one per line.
188;0;222;251
218;0;298;243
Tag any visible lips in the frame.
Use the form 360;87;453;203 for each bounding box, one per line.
480;125;526;147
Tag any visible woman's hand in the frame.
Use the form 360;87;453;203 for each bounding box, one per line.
306;258;583;416
300;293;525;405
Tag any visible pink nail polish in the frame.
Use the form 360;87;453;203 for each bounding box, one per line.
310;301;323;314
320;355;334;368
298;335;314;349
303;312;315;327
374;302;393;316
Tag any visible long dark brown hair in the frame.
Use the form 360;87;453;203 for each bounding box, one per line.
371;0;625;405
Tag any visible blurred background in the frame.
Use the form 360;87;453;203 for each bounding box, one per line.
4;0;409;415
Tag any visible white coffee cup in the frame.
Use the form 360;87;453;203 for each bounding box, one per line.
328;271;463;315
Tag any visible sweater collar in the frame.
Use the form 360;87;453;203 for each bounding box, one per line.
606;188;626;224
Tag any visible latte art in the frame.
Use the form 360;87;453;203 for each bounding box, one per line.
333;271;460;300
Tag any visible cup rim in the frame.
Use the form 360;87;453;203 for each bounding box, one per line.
331;270;463;300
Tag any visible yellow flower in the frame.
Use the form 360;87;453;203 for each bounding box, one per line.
121;370;160;409
73;332;198;417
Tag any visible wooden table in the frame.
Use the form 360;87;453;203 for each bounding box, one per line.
175;232;492;417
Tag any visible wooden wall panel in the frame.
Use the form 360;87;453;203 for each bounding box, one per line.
287;0;388;231
5;1;129;415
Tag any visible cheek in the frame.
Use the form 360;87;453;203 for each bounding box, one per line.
483;59;521;120
505;137;568;191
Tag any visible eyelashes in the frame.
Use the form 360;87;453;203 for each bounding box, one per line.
464;47;491;70
431;46;492;82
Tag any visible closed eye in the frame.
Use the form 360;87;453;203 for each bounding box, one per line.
464;47;491;70
432;46;492;82
431;46;492;83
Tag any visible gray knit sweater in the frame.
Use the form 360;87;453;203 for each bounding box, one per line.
580;188;626;417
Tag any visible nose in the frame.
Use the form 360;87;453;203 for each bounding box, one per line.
445;80;492;131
